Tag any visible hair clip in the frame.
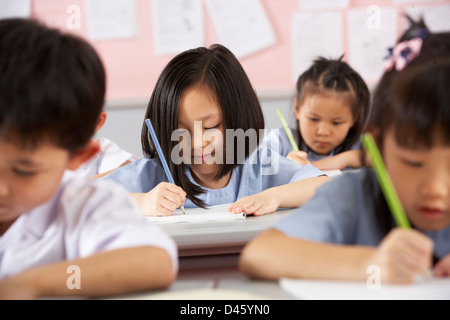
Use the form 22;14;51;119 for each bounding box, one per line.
384;37;423;72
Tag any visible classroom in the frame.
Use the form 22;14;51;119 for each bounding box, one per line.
1;0;450;305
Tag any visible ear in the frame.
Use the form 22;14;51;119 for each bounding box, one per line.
67;140;100;171
95;111;107;133
293;98;301;118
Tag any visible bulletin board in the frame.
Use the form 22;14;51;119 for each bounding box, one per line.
4;0;450;102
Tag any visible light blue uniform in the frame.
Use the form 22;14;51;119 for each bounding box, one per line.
265;127;361;162
102;146;324;208
274;169;450;261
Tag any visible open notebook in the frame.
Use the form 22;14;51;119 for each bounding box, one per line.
147;204;246;224
280;277;450;300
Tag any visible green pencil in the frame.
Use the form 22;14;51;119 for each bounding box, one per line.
276;108;299;151
361;133;411;229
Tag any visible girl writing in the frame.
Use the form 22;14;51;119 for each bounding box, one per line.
239;20;450;283
266;57;370;170
103;44;329;216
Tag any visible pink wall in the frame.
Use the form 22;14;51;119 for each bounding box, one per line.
30;0;449;101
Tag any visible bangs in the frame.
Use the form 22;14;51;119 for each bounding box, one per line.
389;58;450;149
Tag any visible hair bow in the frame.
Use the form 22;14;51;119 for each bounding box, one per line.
384;37;423;72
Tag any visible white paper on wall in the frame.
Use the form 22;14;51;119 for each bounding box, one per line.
151;0;204;55
346;7;398;84
292;12;344;82
205;0;276;59
85;0;137;41
298;0;349;9
0;0;30;19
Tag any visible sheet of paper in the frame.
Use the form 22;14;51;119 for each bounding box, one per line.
0;0;30;19
346;7;397;84
205;0;276;58
298;0;349;9
292;12;344;82
280;278;450;300
151;0;204;55
148;204;246;224
85;0;137;41
405;5;450;33
323;169;342;177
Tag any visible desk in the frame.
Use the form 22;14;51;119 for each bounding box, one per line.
156;208;295;272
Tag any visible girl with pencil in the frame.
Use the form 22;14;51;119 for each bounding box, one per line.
266;57;370;170
102;44;329;216
239;18;450;284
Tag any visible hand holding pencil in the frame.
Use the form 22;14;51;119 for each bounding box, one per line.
145;118;186;215
362;133;433;282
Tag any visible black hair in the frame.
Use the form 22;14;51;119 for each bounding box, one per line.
368;16;450;151
141;44;264;208
294;56;370;153
0;18;106;154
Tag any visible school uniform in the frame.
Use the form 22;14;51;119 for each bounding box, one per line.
102;146;324;208
0;171;178;279
274;168;450;261
76;137;139;177
264;127;361;162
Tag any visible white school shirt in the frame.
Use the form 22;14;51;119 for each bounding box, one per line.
76;137;139;177
0;171;178;279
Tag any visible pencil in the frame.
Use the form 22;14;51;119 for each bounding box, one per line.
276;108;299;151
362;133;431;280
361;133;410;228
145;119;186;214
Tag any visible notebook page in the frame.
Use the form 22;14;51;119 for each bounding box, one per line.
279;277;450;300
147;204;246;224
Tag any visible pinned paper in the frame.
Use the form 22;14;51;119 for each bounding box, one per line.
0;0;30;19
151;0;204;55
85;0;137;41
292;12;344;81
205;0;276;58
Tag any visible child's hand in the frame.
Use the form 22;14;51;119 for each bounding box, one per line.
131;182;186;216
368;228;433;284
286;150;310;166
228;193;279;216
433;254;450;278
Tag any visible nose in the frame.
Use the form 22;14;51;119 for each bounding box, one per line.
316;122;330;136
0;179;9;197
420;169;449;200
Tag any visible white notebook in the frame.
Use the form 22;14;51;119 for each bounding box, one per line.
280;277;450;300
147;204;246;224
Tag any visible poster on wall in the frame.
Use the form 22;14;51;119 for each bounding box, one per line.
292;12;344;82
151;0;204;55
205;0;276;59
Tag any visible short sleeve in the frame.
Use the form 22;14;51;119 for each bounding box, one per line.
61;178;178;273
273;172;361;244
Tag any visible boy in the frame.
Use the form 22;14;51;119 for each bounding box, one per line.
0;19;177;299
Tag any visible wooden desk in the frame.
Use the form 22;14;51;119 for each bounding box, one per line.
155;209;295;272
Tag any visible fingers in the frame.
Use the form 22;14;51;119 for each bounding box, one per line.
143;182;187;216
433;255;450;277
376;228;434;283
287;151;310;165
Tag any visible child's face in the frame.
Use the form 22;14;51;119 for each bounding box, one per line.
295;93;354;155
0;138;70;224
177;83;226;187
383;129;450;231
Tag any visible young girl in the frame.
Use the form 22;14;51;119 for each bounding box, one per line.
239;21;450;284
103;44;329;216
266;57;370;170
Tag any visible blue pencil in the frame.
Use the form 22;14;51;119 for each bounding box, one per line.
145;119;186;214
